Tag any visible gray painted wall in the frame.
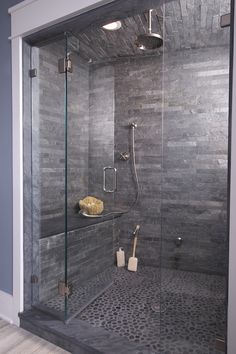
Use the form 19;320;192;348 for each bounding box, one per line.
0;0;23;295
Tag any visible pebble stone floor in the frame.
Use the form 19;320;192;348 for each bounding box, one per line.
79;267;226;354
42;266;226;354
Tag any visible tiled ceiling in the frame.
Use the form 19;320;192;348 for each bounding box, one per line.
73;0;231;62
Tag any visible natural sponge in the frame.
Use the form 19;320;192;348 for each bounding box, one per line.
79;196;104;215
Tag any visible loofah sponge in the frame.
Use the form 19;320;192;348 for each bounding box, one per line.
79;196;104;215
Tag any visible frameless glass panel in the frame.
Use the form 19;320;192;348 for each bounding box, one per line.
30;36;67;321
160;0;230;352
65;33;116;321
64;0;165;345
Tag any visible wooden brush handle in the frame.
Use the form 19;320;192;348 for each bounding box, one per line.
132;236;138;257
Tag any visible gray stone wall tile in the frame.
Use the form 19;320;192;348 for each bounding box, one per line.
26;43;229;306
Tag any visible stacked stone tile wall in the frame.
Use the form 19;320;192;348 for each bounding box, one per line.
114;47;229;275
37;41;89;222
36;45;229;305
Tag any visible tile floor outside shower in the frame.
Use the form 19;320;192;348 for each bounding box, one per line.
42;266;226;354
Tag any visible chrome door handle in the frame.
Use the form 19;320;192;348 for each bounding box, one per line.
103;167;117;193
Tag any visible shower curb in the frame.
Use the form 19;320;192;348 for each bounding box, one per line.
19;309;152;354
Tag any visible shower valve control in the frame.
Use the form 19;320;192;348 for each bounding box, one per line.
130;122;138;128
119;152;130;161
175;237;183;247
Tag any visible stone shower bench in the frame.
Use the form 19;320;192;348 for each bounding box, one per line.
40;212;123;238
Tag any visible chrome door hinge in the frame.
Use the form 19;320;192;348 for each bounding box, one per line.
29;68;37;78
58;57;73;74
58;281;73;297
220;14;231;28
31;275;38;283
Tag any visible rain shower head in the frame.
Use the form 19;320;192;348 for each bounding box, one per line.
136;33;163;50
135;9;163;50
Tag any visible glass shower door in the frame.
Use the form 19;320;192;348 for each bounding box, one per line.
30;35;68;321
65;34;116;321
64;2;165;344
63;1;165;341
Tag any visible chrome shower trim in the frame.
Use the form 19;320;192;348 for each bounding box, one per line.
130;122;138;128
119;152;130;161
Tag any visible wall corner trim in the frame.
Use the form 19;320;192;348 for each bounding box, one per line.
0;291;14;324
8;0;38;15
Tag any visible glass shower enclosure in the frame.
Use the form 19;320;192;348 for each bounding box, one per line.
24;0;231;352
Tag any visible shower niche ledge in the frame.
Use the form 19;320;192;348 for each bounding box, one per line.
41;212;123;238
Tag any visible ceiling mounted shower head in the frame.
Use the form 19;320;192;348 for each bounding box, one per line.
135;9;163;50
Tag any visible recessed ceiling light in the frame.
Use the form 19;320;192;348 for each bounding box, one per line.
102;21;122;31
